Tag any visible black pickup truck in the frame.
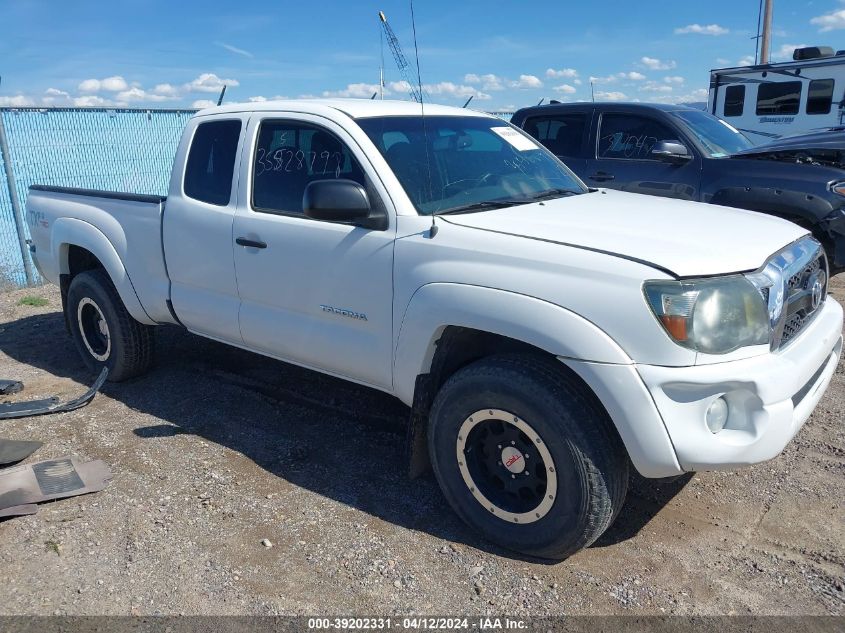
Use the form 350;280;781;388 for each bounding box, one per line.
511;102;845;272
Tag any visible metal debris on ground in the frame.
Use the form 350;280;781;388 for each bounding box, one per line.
0;438;42;465
0;456;112;517
0;380;23;395
0;367;108;420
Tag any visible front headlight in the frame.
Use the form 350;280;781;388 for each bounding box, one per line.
644;276;770;354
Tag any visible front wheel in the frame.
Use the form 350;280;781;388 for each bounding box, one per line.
428;354;628;560
66;269;155;381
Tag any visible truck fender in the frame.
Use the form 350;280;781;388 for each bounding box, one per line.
51;217;155;325
393;283;632;407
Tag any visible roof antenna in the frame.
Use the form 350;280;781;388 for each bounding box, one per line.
463;95;473;108
410;0;437;238
537;98;544;106
217;85;227;106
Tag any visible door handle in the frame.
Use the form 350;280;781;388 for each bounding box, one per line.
236;237;267;249
589;172;615;182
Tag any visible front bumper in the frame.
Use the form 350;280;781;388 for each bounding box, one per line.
562;298;843;478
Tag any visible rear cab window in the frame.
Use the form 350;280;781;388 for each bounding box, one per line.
184;120;242;205
522;114;588;157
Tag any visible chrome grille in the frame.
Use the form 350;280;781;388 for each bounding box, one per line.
749;236;828;351
779;253;827;347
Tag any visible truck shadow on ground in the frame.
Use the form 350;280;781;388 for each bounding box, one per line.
2;310;690;561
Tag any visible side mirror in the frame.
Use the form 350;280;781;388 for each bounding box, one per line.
303;179;371;223
651;140;693;164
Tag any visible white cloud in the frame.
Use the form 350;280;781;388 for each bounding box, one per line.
388;80;412;94
480;74;504;90
246;95;288;102
772;43;806;61
461;73;504;90
674;23;729;35
573;78;583;85
594;91;627;102
641;56;677;70
151;83;180;97
640;82;673;93
647;88;709;105
322;82;382;98
546;67;578;79
553;84;577;94
215;41;254;58
510;74;543;89
78;76;129;93
74;95;112;107
192;99;216;109
664;76;684;84
424;82;491;100
618;71;646;81
115;87;176;103
737;55;756;66
0;95;36;106
589;74;618;84
811;9;845;32
185;73;239;93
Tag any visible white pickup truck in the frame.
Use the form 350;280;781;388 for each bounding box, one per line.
26;100;843;559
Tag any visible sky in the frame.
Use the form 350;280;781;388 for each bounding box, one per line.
0;0;843;112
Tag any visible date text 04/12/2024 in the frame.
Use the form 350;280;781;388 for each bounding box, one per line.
307;617;528;630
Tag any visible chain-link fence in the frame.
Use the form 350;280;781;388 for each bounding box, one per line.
0;107;196;288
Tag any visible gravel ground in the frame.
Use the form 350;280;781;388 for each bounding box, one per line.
0;278;843;616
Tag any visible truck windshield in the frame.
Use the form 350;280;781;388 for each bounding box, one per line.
671;110;754;158
356;115;587;215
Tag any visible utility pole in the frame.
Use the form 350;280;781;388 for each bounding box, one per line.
759;0;774;64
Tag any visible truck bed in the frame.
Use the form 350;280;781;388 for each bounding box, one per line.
27;185;176;325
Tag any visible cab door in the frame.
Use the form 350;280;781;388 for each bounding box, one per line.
163;115;248;343
231;114;396;389
587;111;702;200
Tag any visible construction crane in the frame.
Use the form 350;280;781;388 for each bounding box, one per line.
378;10;423;103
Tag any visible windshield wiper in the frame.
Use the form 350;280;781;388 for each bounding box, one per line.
522;188;582;201
435;200;526;215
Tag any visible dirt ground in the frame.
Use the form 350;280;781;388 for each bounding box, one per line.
0;278;843;617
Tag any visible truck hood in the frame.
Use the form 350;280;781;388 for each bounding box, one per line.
441;189;807;278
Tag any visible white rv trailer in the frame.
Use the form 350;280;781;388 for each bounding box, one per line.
708;46;845;143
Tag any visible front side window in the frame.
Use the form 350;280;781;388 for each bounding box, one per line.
252;120;366;215
522;114;587;157
807;79;834;115
184;120;242;206
756;81;802;115
597;114;677;160
356;115;586;216
723;85;745;117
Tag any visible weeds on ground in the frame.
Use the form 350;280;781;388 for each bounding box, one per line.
17;295;48;307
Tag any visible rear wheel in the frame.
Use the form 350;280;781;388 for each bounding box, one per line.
66;269;154;381
428;354;628;560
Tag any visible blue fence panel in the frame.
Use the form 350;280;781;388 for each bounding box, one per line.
0;107;196;288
